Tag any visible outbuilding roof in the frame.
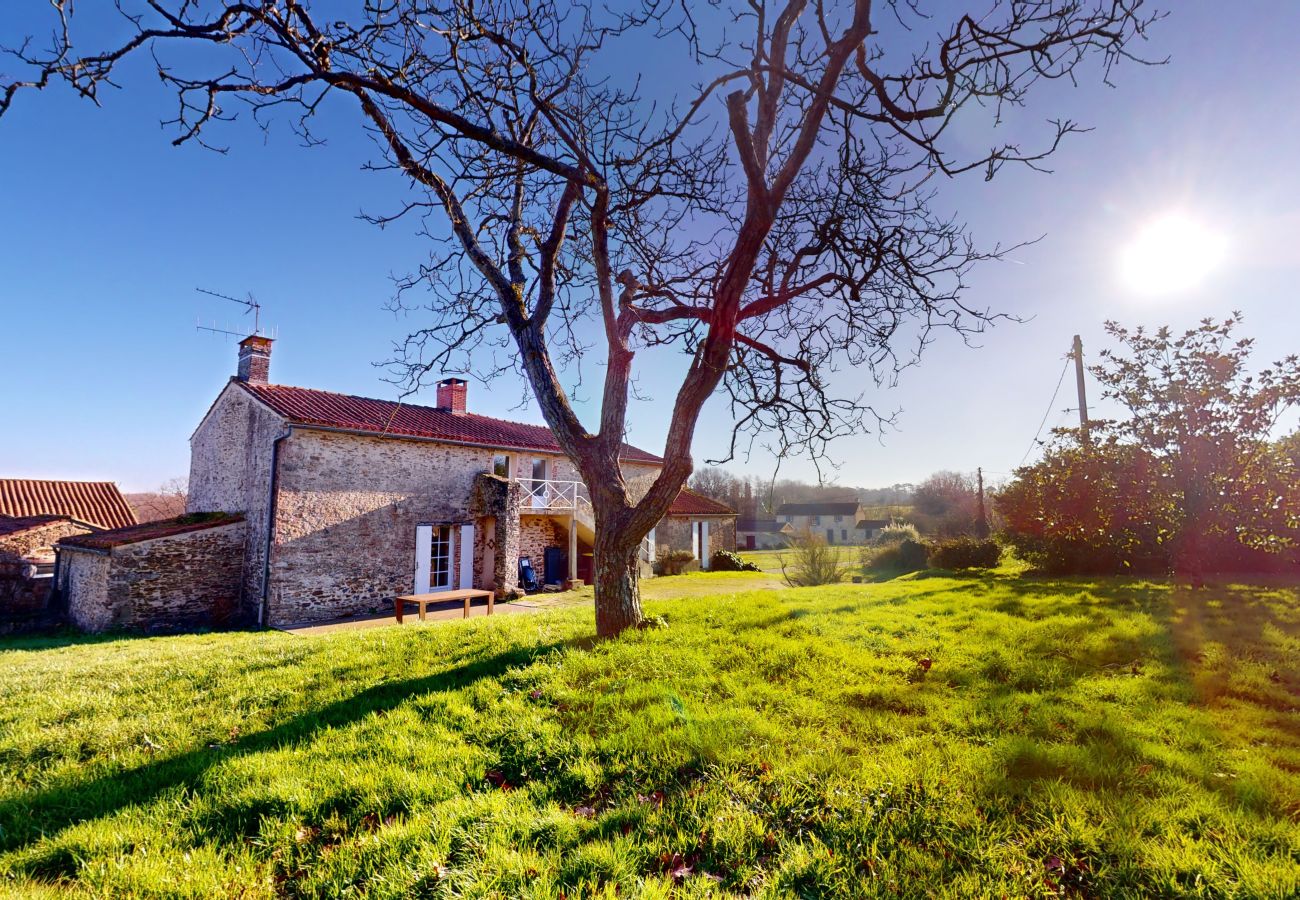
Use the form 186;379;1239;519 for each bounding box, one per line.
667;488;736;517
0;479;137;530
236;381;663;464
59;512;244;551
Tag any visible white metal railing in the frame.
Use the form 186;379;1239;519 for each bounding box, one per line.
514;478;589;513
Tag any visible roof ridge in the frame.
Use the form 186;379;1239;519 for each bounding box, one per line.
235;380;662;463
0;477;118;485
244;381;572;436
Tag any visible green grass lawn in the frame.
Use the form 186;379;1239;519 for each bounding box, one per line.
2;571;1297;898
736;546;860;575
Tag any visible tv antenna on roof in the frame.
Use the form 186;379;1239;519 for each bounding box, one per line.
195;287;274;340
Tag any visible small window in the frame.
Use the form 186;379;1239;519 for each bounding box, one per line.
834;514;843;523
811;515;821;526
841;529;848;541
493;454;511;478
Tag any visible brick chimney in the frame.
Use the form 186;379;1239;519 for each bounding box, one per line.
237;335;273;384
436;377;468;414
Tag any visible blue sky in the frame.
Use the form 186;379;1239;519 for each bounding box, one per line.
2;2;1297;492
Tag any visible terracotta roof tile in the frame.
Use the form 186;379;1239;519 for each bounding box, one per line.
238;382;662;464
0;480;137;530
59;512;244;551
667;488;736;517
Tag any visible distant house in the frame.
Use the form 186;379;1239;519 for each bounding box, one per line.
736;516;790;550
57;336;735;631
775;501;866;545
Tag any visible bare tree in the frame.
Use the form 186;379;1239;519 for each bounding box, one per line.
127;476;190;523
2;1;1157;635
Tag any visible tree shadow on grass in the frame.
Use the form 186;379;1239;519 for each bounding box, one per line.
0;627;234;654
941;572;1300;823
0;638;572;856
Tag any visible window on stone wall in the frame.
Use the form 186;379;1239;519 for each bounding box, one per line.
493;454;511;478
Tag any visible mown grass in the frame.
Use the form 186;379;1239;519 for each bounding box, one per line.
736;547;860;576
1;570;1297;898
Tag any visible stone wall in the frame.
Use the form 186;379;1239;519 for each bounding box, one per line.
656;515;737;562
781;514;861;545
61;522;246;632
469;474;522;596
265;431;653;623
188;383;287;617
519;515;566;581
267;430;498;623
58;549;112;631
0;519;92;561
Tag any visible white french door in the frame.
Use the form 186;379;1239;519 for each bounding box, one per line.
415;524;454;593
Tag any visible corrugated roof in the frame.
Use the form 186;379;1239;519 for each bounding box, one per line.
0;480;137;530
59;512;244;551
237;382;662;464
667;488;736;517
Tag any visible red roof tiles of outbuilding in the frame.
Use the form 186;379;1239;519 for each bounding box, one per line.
236;381;663;464
667;488;736;517
0;480;137;530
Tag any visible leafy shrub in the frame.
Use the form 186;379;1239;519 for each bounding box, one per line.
653;549;697;576
778;530;849;586
996;442;1173;575
927;537;1001;570
868;539;929;574
874;520;921;546
709;549;760;572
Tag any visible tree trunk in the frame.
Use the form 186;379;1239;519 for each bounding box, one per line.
592;529;644;637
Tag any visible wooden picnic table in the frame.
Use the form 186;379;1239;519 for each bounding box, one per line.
394;589;494;623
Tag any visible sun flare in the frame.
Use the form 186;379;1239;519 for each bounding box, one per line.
1119;213;1227;297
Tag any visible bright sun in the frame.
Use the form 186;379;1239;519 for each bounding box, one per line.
1119;213;1227;297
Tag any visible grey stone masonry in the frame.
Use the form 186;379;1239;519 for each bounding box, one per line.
60;520;246;632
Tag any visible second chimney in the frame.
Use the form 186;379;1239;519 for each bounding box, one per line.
237;335;273;384
436;377;468;414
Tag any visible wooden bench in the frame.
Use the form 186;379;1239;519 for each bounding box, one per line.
394;589;495;623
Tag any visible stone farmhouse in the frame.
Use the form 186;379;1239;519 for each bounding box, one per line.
775;501;872;545
55;336;735;631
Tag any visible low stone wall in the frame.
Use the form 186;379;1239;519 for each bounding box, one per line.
0;519;92;560
63;522;246;632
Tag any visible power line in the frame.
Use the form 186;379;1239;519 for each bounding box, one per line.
1018;349;1073;468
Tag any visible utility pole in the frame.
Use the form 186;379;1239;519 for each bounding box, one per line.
975;467;990;539
1072;334;1090;441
